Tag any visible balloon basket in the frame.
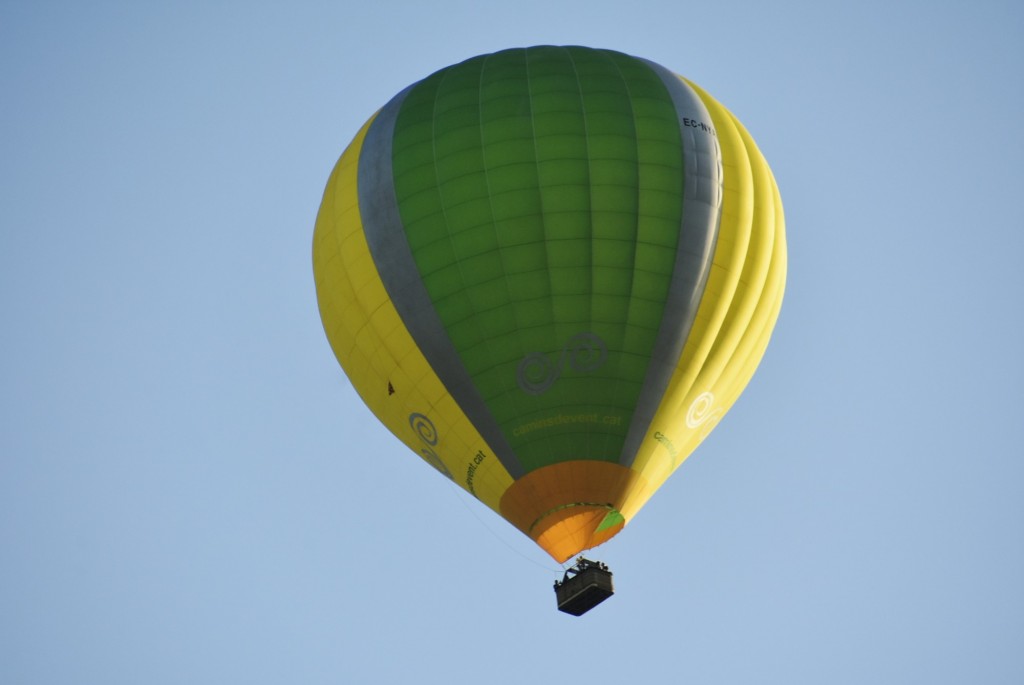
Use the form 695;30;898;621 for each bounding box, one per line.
553;557;614;616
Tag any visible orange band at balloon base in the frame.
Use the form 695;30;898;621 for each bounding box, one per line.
499;461;646;562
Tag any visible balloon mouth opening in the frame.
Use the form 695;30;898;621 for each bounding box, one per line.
530;504;626;563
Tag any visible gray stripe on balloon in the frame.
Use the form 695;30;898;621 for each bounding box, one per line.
357;84;527;481
619;61;724;468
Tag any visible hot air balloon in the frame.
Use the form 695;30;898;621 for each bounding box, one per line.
312;46;785;611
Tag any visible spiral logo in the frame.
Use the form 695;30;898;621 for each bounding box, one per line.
517;352;560;395
685;392;715;428
516;332;608;395
419;446;452;479
685;391;723;439
563;332;607;372
407;412;452;479
408;412;438;446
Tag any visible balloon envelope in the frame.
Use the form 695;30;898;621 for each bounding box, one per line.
313;46;786;562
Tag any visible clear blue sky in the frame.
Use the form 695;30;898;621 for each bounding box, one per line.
2;1;1022;683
